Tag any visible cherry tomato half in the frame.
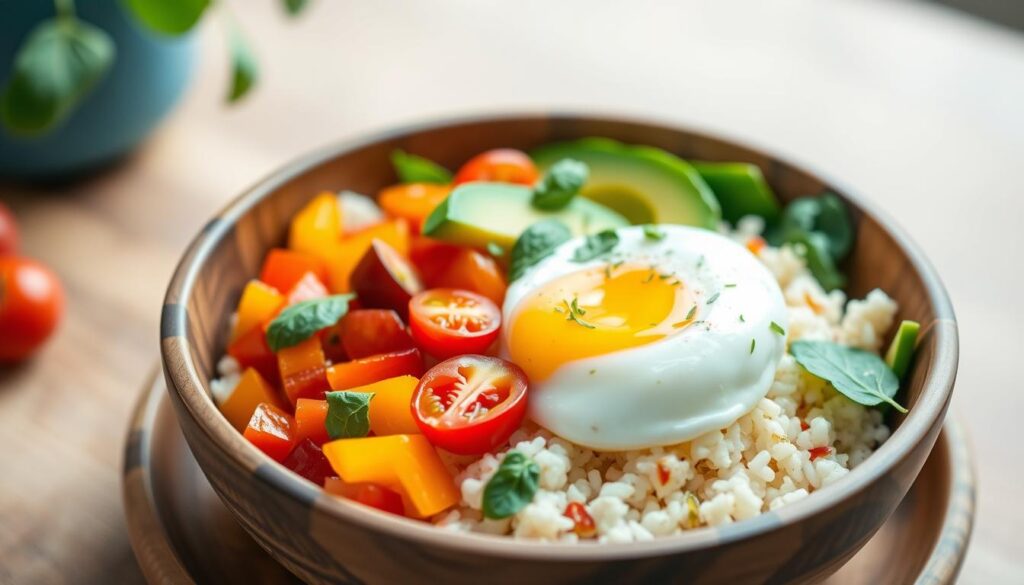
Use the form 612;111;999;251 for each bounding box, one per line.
0;257;64;362
453;149;539;186
411;355;528;455
0;202;18;255
408;289;500;359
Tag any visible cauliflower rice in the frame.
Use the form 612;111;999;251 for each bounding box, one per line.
430;217;897;542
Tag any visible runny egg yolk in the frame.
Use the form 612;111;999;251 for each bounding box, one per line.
506;265;697;382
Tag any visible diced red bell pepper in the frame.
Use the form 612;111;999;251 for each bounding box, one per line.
336;309;415;359
278;336;330;404
294;398;331;446
283;438;337;485
285;271;329;306
243;403;297;462
260;248;328;294
323;477;405;516
227;326;280;385
409;236;461;282
326;348;424;390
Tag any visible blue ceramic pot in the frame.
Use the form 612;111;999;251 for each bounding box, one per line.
0;0;196;179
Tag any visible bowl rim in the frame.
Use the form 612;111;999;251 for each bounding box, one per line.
161;111;959;561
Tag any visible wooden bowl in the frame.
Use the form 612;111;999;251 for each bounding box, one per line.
160;114;958;584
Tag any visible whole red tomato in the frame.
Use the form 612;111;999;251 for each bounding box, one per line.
0;202;19;255
0;257;64;362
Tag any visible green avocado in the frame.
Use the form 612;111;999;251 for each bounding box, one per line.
422;182;628;250
530;138;720;229
691;161;781;225
885;320;920;379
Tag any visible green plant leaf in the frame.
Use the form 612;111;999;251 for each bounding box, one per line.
121;0;210;36
572;229;619;262
482;451;540;519
642;224;666;241
790;340;907;412
788;232;846;292
532;158;588;211
325;391;374;439
283;0;310;16
391;150;452;184
509;220;572;281
227;25;258;103
265;294;354;351
0;18;115;136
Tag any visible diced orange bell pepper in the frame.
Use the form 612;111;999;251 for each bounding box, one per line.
284;271;329;305
324;477;405;516
228;326;280;386
219;368;282;431
288;192;342;261
230;280;285;342
326;348;424;391
322;434;459;517
361;375;421;436
278;337;330;404
431;248;507;305
323;219;410;294
378;183;451;227
243;403;297;463
294;398;330;446
260;248;328;294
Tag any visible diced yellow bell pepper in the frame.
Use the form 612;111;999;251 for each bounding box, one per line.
230;280;285;342
350;375;421;436
324;219;410;293
288;192;343;262
322;434;458;517
219;368;280;431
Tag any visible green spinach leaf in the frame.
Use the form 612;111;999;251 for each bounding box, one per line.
509;220;572;281
266;294;354;351
572;230;619;262
790;340;907;412
325;391;374;439
482;451;540;519
532;158;588;211
391;150;452;184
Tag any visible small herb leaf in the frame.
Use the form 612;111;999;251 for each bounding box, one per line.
324;391;374;439
532;159;588;210
283;0;309;16
122;0;210;36
482;451;540;519
266;294;354;351
572;230;619;263
643;225;666;241
390;149;452;184
790;340;907;412
227;24;258;103
509;220;572;281
706;292;720;304
770;321;786;336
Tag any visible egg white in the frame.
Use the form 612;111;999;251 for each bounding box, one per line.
502;225;788;450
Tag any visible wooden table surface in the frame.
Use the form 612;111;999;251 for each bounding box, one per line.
1;0;1020;582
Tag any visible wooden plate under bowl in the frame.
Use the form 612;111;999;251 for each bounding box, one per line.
123;368;974;585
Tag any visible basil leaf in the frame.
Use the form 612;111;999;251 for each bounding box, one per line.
532;159;588;211
509;220;571;281
789;232;846;292
266;294;354;352
283;0;309;16
226;25;258;103
643;225;666;241
122;0;210;36
815;194;853;260
325;391;374;439
790;340;907;413
0;18;115;136
572;230;619;262
482;451;540;519
391;150;452;184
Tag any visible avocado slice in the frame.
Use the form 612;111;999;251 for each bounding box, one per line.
885;320;920;379
530;138;720;229
422;182;628;249
691;162;781;225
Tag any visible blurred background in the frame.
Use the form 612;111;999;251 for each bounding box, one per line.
0;0;1021;582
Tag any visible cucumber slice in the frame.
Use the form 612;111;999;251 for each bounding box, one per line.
885;320;920;379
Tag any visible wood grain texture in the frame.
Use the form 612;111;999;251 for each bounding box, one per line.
125;369;974;584
0;0;1019;582
160;115;957;584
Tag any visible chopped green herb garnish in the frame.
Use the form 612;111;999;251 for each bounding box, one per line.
570;297;586;315
659;272;674;280
643;225;666;241
739;314;746;322
685;305;697;320
724;283;737;288
770;321;786;336
643;271;655;283
563;297;596;329
750;338;756;354
707;292;720;304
